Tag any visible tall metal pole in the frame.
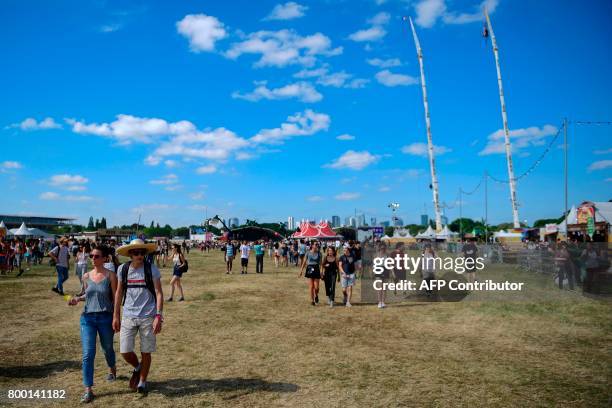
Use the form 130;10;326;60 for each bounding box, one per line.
459;189;463;237
564;118;568;238
408;17;442;232
484;8;520;229
484;171;488;242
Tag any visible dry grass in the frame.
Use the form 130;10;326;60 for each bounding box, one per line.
0;250;610;407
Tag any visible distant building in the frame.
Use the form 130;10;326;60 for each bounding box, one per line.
395;217;404;227
420;214;429;226
349;217;357;227
331;215;340;227
229;218;239;228
370;217;377;226
344;217;350;227
380;221;390;227
0;214;74;229
287;216;295;230
357;214;366;227
441;215;448;226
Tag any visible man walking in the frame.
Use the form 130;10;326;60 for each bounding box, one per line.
113;239;163;396
239;241;251;274
50;238;70;295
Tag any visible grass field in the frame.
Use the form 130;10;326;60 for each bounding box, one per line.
0;250;610;407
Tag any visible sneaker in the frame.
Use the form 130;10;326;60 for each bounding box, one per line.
129;367;141;391
381;302;386;308
178;297;184;301
311;301;316;306
377;302;382;308
51;287;59;294
346;302;352;308
315;295;319;304
167;297;173;302
106;373;116;381
80;391;94;403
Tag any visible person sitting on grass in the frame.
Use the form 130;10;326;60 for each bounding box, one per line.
113;239;163;396
68;245;118;404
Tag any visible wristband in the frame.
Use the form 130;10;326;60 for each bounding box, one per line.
155;313;163;322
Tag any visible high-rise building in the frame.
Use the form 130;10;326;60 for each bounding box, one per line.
370;217;377;226
229;218;239;228
357;214;366;227
287;216;295;230
395;217;404;227
331;215;340;228
380;221;390;227
344;216;351;227
349;217;357;227
420;214;429;226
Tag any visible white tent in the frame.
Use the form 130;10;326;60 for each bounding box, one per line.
557;206;577;233
26;227;55;239
380;235;392;241
0;221;12;236
416;225;436;239
493;230;522;239
392;228;413;238
11;222;31;236
436;225;457;240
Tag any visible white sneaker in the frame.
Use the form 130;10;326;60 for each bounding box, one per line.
346;302;352;308
377;302;382;308
381;302;386;308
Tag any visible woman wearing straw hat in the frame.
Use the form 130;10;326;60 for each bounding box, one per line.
112;239;163;396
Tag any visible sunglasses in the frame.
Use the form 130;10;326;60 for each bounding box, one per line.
129;250;147;256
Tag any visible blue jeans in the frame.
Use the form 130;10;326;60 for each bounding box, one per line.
56;266;68;292
80;312;116;387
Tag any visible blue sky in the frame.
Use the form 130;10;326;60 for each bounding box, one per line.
1;0;611;228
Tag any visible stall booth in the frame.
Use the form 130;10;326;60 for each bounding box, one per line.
558;201;611;243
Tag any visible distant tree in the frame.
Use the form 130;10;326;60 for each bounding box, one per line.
87;216;94;230
150;220;155;229
94;219;100;229
449;218;476;234
173;227;190;238
100;217;107;229
384;226;395;237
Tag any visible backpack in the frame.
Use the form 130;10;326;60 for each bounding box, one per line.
120;261;156;306
178;258;189;273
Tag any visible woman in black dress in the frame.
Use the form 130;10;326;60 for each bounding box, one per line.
322;247;339;307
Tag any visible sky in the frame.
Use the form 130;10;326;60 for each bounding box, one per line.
1;0;611;228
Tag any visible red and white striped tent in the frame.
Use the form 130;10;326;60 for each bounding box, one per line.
292;221;342;239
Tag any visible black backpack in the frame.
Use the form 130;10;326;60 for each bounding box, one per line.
120;261;156;306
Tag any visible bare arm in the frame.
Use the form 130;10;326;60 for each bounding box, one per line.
152;278;164;334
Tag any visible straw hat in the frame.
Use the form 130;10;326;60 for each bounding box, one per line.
116;238;157;257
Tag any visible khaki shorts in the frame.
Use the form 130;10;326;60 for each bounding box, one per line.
120;316;156;353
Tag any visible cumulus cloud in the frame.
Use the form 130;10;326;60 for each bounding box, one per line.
349;12;390;43
264;2;308;21
232;81;322;103
325;150;380;170
251;109;330;144
40;192;93;201
414;0;498;28
375;70;418;87
401;142;452;157
335;192;361;201
196;165;218;174
367;58;402;68
294;65;368;89
150;174;178;185
176;14;227;52
49;174;89;190
190;192;205;200
336;134;355;141
378;186;391;192
479;124;558;156
7;117;62;131
226;29;342;68
306;195;324;202
1;161;22;170
588;160;612;172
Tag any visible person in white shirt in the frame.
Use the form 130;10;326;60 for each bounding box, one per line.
239;241;251;274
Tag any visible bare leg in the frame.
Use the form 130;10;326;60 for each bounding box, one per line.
121;351;139;368
139;353;151;382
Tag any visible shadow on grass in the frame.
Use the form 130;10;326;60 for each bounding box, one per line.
0;360;80;378
149;377;299;397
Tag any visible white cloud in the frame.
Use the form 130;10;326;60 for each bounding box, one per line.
293;65;368;89
1;161;22;169
177;14;227;52
66;114;194;145
367;58;401;68
187;204;209;211
368;12;391;25
401;142;452;157
226;29;342;68
49;174;89;187
190;192;205;200
306;195;324;202
196;165;218;174
479;125;558;156
414;0;499;28
164;160;179;168
150;174;178;185
251;109;330;144
335;192;361;201
151;127;249;162
336;134;355;141
131;203;173;213
235;152;256;160
100;23;122;33
65;185;87;191
588;160;612;172
325;150;380;170
264;2;308;21
232;81;322;103
164;185;182;191
378;186;391;192
8;117;62;131
375;70;418;87
348;26;386;42
594;148;612;155
40;192;93;202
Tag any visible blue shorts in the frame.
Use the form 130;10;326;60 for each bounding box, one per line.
341;274;356;288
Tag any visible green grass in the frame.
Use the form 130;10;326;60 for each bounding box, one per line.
0;250;610;407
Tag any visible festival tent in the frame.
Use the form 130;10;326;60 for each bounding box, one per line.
556;206;577;233
416;226;436;240
435;225;458;240
26;227;55;240
493;229;522;242
380;235;392;241
292;221;343;239
0;221;13;237
388;228;416;243
10;222;31;237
